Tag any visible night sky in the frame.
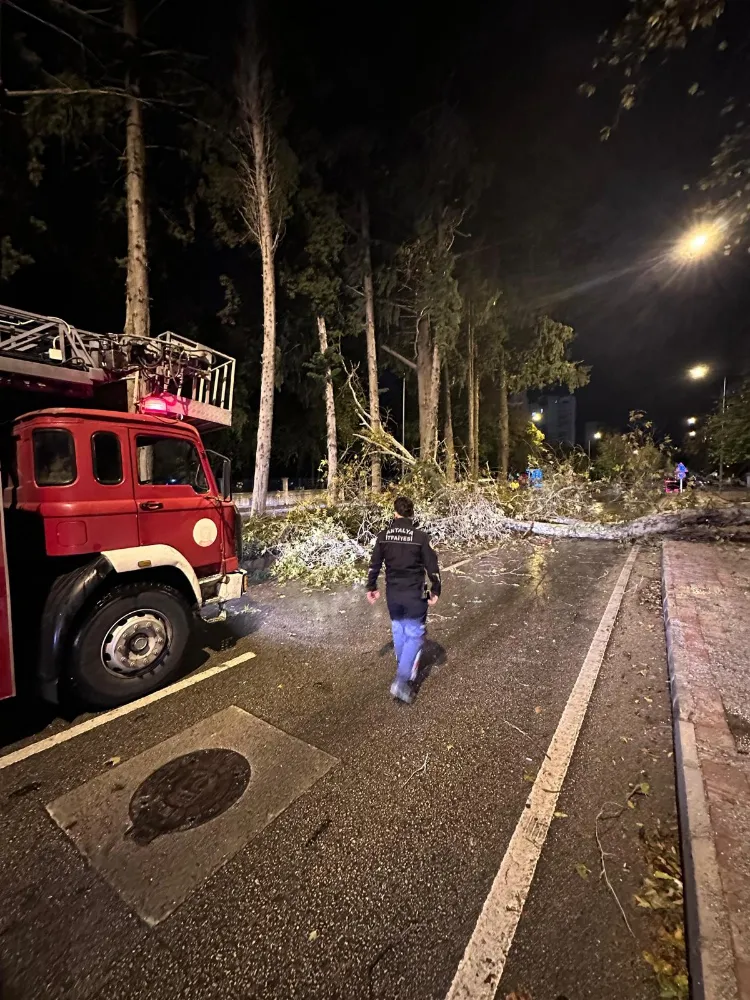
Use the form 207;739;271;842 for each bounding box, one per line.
266;0;750;436
3;0;749;452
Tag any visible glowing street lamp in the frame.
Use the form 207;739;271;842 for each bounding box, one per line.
688;364;710;381
674;221;725;262
588;429;603;461
686;416;697;425
688;430;697;438
531;411;543;423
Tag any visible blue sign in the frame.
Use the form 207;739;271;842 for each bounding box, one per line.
676;462;687;481
527;468;544;489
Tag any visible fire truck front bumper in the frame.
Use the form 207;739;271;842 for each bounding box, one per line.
199;568;248;607
217;569;249;602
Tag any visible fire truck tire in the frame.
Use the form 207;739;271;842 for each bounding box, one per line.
68;583;192;707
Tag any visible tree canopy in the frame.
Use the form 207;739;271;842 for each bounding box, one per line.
0;0;592;486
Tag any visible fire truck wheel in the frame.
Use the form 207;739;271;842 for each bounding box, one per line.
68;583;192;707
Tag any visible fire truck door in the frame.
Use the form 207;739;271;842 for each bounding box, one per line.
130;431;224;573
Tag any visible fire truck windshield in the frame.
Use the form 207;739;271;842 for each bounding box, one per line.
135;434;208;493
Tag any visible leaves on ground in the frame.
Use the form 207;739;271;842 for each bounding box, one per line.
635;825;688;999
629;780;650;799
575;862;590;880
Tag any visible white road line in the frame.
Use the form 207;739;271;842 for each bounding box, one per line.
445;545;639;1000
0;651;257;772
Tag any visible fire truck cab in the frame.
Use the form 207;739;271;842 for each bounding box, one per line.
0;305;246;708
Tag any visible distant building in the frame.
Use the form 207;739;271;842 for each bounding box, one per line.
537;394;576;446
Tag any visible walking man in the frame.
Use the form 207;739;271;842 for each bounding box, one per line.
366;496;441;703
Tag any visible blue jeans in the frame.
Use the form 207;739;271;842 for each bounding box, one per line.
389;598;427;684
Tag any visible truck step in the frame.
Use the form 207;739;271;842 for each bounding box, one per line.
200;609;227;624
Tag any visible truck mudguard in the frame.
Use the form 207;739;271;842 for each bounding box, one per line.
36;545;201;702
101;545;202;604
37;555;114;703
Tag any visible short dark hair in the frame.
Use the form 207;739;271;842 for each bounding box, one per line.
394;495;414;518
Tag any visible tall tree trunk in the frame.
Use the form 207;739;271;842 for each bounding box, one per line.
472;367;480;479
416;315;430;457
444;363;455;483
123;0;149;339
361;193;381;492
467;321;476;477
247;83;277;515
471;323;480;480
317;315;338;500
498;356;510;480
416;315;440;460
428;340;441;460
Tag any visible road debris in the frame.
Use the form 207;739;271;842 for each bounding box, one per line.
595;801;636;938
402;753;429;788
502;718;552;760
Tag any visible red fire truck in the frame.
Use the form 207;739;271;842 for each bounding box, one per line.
0;304;246;708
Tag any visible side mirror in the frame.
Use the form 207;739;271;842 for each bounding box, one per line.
219;456;232;501
205;449;232;501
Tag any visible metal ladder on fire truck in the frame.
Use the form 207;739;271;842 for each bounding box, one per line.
0;303;235;430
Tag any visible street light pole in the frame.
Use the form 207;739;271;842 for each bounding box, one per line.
688;364;730;490
588;430;602;464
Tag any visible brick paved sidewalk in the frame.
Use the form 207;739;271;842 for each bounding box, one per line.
663;541;750;1000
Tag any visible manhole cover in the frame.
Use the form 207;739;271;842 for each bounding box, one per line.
126;748;251;846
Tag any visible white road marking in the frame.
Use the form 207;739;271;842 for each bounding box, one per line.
222;650;258;668
0;651;257;772
445;545;639;1000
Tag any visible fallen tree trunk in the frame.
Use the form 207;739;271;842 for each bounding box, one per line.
496;504;750;541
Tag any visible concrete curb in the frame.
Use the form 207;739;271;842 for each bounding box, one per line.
662;542;739;1000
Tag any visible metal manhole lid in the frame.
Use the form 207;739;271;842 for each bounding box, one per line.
126;748;251;846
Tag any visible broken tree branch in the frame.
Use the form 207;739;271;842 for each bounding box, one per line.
493;504;750;541
402;753;429;788
596;801;636;938
345;366;417;467
502;718;552;761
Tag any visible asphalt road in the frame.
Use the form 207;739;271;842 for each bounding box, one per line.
0;539;680;1000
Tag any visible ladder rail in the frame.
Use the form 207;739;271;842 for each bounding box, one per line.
0;304;235;423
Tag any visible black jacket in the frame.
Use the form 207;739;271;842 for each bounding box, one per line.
366;518;441;598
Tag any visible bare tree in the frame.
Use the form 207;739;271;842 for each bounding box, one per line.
497;353;510;480
472;361;480;479
316;316;338;498
236;29;285;515
466;317;481;479
361;193;382;491
443;363;455;482
415;314;442;461
123;0;149;338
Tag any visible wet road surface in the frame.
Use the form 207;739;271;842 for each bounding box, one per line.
0;539;679;1000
